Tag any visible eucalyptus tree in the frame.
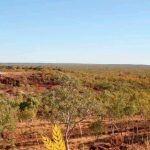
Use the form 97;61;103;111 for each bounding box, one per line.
41;74;100;150
99;89;138;140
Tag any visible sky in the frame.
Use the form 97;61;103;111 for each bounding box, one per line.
0;0;150;64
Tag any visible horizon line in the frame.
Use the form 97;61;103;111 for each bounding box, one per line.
0;62;150;66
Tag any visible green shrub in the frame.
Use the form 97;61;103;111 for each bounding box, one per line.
0;98;17;135
89;120;106;136
18;108;36;120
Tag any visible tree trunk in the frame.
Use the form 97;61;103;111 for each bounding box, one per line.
79;122;85;150
65;137;70;150
65;119;70;150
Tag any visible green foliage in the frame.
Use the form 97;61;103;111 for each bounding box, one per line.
99;90;139;119
41;85;96;123
0;97;17;134
18;96;39;120
89;120;106;136
18;108;37;120
19;96;39;111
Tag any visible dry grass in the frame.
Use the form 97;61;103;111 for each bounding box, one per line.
128;141;150;150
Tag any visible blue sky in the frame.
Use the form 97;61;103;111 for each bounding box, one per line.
0;0;150;64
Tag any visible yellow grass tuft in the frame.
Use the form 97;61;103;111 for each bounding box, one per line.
42;136;55;150
42;124;66;150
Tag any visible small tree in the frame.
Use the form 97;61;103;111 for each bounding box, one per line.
18;96;39;121
0;98;17;138
42;74;99;150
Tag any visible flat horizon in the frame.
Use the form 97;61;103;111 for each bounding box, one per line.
0;62;150;66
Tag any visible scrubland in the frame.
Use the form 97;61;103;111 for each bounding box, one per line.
0;64;150;150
